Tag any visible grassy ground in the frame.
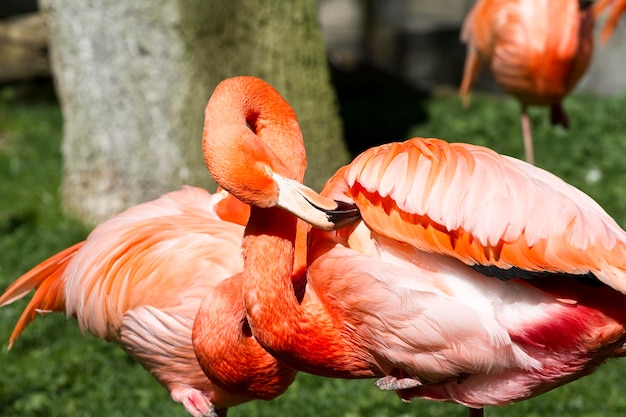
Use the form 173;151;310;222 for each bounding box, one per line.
1;83;626;417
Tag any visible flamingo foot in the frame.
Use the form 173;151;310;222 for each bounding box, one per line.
171;387;218;417
375;374;423;390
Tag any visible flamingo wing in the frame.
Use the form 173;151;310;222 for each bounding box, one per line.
0;186;248;417
338;138;626;293
62;186;245;339
310;141;626;407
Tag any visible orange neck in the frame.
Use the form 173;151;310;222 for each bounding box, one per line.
192;273;296;401
242;206;377;378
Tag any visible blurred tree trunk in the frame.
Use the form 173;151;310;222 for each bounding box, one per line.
41;0;349;224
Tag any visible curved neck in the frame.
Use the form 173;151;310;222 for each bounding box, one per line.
203;77;376;378
193;273;296;401
242;207;377;378
203;77;306;186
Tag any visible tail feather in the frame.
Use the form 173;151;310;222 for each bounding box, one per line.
459;48;482;109
0;242;84;348
459;5;483;109
594;0;626;43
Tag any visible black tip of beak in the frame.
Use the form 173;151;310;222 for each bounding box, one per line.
326;201;361;229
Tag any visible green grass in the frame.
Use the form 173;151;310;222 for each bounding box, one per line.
1;84;626;417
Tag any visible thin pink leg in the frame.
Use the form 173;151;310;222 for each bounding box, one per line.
520;106;535;165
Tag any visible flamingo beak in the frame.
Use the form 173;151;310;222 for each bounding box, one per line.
272;173;361;231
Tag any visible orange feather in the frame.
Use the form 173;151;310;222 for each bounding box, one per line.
595;0;626;42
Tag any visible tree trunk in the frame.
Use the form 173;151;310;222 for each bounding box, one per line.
181;0;350;191
42;0;349;224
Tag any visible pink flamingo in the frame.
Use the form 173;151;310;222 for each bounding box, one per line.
0;183;297;417
202;76;626;417
459;0;595;165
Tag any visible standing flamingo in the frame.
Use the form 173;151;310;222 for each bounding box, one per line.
0;185;297;417
459;0;595;165
202;76;626;417
595;0;626;42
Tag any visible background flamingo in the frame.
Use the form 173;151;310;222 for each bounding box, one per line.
203;76;626;417
459;0;595;165
595;0;626;42
0;185;296;417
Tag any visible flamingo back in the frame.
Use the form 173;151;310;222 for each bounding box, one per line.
335;138;626;293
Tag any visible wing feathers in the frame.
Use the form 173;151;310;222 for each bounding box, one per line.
344;138;626;291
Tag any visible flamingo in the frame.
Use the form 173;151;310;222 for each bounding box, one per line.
202;76;626;417
595;0;626;42
459;0;595;165
0;185;297;417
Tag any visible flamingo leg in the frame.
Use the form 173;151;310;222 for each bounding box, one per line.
520;105;535;165
469;407;484;417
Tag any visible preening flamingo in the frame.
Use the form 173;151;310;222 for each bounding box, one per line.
595;0;626;42
203;76;626;417
192;75;356;401
0;186;296;417
459;0;595;165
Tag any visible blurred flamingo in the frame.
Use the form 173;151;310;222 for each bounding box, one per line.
203;76;626;417
595;0;626;42
459;0;595;165
0;183;297;417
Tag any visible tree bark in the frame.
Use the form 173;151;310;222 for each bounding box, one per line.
42;0;348;224
180;0;350;191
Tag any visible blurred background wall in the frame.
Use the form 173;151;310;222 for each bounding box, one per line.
1;0;625;95
318;0;626;96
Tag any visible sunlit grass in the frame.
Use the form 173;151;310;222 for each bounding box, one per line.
1;83;626;417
